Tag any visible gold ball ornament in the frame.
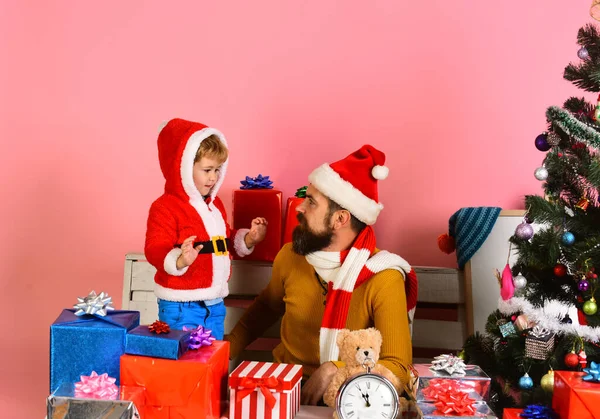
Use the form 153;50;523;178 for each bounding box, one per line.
457;350;466;360
541;370;554;393
584;298;598;315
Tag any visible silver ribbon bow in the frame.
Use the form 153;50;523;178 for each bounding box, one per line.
529;325;551;339
429;354;467;376
74;291;115;317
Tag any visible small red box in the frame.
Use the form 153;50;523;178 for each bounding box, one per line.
233;189;282;262
553;370;600;419
502;408;522;419
120;341;229;418
282;197;303;245
229;361;302;419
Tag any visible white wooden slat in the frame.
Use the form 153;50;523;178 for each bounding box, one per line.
128;300;159;326
412;318;466;350
131;261;157;291
415;266;464;304
132;290;157;302
122;259;133;310
123;253;467;348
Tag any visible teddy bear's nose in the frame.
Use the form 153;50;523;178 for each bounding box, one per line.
364;351;369;356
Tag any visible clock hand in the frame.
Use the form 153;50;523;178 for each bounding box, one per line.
360;392;371;407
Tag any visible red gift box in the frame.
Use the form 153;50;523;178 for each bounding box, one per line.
229;361;302;419
232;189;282;262
503;408;523;419
553;370;600;419
282;197;302;245
120;341;229;419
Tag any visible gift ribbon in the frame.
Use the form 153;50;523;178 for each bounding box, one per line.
294;186;307;198
433;390;476;416
74;371;119;400
74;291;115;317
529;325;551;339
583;361;600;382
422;378;480;400
148;320;170;334
429;353;467;375
236;376;280;409
183;325;216;349
240;174;274;189
520;404;557;419
422;379;476;415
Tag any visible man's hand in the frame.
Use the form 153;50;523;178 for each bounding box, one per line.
244;217;268;248
176;236;203;270
301;362;337;406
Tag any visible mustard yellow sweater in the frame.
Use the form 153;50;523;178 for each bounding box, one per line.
225;243;413;387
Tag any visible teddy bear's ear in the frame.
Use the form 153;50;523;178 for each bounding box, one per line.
367;328;383;349
336;329;350;348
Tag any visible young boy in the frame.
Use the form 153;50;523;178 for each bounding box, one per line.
145;118;267;339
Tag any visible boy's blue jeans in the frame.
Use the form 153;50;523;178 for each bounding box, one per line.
157;299;225;340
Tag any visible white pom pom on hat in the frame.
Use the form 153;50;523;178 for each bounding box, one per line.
372;165;389;180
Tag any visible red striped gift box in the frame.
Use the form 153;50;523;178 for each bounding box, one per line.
229;361;303;419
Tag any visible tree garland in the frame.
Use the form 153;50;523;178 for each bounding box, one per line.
546;106;600;150
498;296;600;342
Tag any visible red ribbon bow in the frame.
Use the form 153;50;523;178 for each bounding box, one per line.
236;376;280;409
423;379;477;416
434;391;476;416
148;320;170;334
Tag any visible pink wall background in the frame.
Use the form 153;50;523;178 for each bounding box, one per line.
0;1;595;416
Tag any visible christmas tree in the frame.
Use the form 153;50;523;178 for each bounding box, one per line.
462;23;600;414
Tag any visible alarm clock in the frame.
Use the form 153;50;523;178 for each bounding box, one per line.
335;358;399;419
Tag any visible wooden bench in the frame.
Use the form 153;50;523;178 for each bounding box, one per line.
122;254;466;362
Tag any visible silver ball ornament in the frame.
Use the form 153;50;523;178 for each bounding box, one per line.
513;274;527;289
578;47;590;60
515;222;534;240
534;167;549;181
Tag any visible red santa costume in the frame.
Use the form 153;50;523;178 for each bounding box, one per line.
145;118;253;302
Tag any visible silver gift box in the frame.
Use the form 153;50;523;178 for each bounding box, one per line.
47;383;143;419
418;401;498;418
410;364;491;402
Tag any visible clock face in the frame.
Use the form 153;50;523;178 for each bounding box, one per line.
337;373;398;419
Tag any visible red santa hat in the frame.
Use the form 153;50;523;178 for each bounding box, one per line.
308;144;389;225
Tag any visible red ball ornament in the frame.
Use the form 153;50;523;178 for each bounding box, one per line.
554;264;567;277
565;351;579;368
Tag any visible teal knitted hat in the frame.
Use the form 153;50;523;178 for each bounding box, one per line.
438;207;502;269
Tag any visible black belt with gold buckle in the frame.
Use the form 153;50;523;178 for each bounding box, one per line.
175;236;230;256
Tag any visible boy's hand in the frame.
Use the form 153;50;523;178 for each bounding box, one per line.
176;236;203;270
244;217;268;248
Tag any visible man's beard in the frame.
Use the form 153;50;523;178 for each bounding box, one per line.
292;213;334;255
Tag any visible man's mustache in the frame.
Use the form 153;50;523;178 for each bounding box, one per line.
296;212;306;224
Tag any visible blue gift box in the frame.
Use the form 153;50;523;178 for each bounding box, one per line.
50;309;140;392
125;325;191;360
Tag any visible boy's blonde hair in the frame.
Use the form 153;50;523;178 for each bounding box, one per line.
195;134;228;164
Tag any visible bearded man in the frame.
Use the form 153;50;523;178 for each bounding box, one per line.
225;145;418;405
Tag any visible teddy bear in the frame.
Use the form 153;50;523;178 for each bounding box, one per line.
323;327;402;410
